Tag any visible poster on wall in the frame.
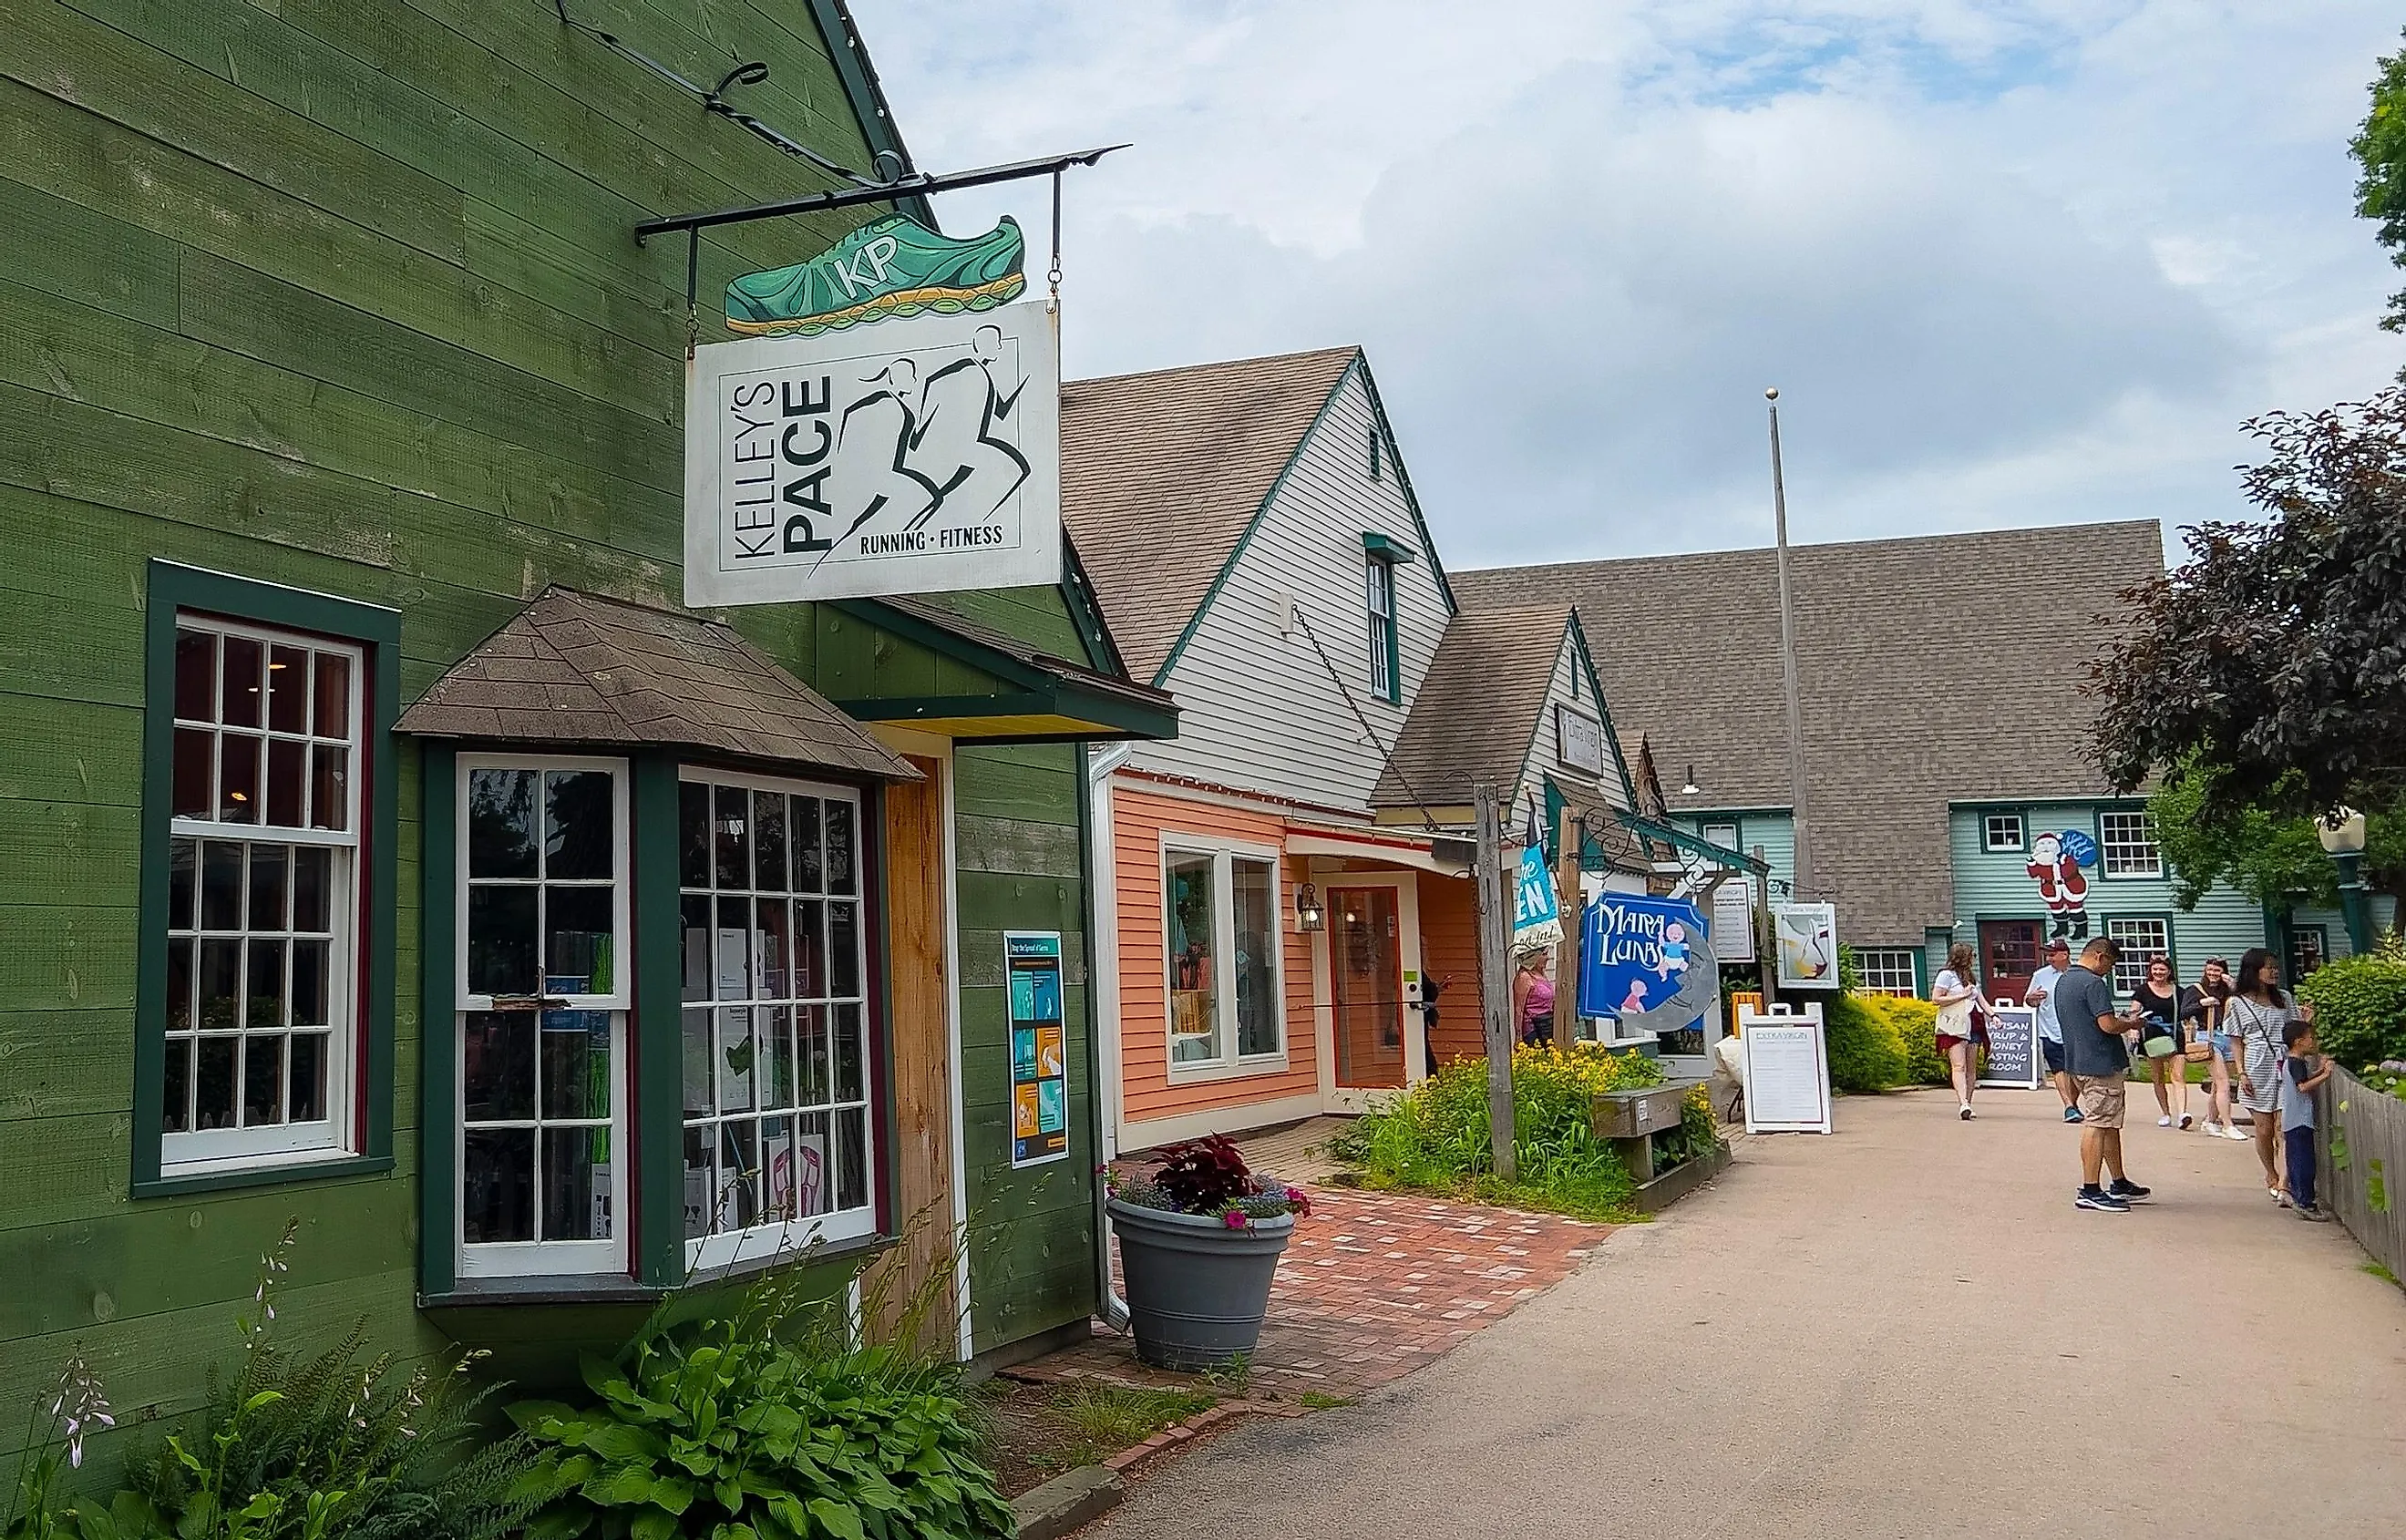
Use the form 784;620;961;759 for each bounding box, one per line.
1006;930;1070;1168
1711;876;1756;964
684;291;1061;606
1979;1004;2043;1090
1578;893;1715;1037
1773;902;1840;991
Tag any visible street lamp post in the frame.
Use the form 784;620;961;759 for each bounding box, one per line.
2317;806;2370;954
1766;388;1813;897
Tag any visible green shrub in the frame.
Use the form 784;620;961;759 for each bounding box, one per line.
1332;1044;1664;1220
1862;995;1948;1086
1822;995;1907;1093
509;1272;1012;1540
2298;942;2406;1072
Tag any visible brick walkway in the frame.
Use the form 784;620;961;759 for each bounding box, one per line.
1006;1186;1607;1401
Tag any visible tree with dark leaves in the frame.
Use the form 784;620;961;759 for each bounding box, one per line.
2087;392;2406;925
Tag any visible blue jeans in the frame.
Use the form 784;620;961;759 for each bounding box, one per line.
2284;1125;2319;1209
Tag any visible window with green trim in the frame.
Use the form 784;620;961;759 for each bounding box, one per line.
161;618;364;1174
1368;426;1383;480
1365;553;1398;703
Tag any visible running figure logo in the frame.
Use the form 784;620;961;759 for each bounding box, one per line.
829;323;1032;556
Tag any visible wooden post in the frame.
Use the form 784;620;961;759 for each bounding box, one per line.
1551;815;1582;1051
1753;843;1776;1006
1474;782;1517;1181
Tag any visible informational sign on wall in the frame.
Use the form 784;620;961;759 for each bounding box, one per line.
1711;877;1756;964
684;300;1062;605
1006;930;1070;1168
1737;1003;1834;1134
1555;704;1605;775
1979;1004;2043;1090
1773;902;1840;991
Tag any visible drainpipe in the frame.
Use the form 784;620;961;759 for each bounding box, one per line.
1085;742;1134;1329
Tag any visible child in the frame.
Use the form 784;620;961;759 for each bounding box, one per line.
2279;1018;2335;1221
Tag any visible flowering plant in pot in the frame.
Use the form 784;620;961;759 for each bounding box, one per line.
1106;1134;1311;1371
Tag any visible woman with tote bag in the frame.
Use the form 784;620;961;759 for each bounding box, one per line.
1932;941;1985;1121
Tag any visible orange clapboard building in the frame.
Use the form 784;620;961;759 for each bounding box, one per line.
1064;346;1652;1151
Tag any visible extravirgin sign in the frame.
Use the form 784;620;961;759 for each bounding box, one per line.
684;300;1063;605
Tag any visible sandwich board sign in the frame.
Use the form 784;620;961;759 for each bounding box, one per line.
684;298;1062;605
1978;1004;2043;1090
1736;1002;1833;1134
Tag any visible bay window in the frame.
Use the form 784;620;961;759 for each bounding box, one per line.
677;769;877;1269
455;756;629;1278
1164;838;1284;1072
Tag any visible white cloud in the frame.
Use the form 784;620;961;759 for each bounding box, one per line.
856;1;2406;564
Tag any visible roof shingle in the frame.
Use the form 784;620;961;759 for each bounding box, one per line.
396;588;919;781
1374;605;1571;811
1061;346;1359;683
1452;520;2162;943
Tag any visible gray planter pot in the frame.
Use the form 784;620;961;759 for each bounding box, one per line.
1106;1197;1293;1371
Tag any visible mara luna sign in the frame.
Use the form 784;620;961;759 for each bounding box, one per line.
684;300;1062;605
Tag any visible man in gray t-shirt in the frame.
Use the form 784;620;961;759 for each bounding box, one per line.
2058;939;2149;1211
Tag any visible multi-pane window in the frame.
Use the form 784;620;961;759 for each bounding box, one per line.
162;618;361;1173
2105;919;2169;995
680;771;875;1268
1164;841;1282;1070
2099;811;2161;877
456;757;627;1277
1982;813;2026;853
1855;949;1919;997
1366;555;1397;703
2288;926;2328;981
1702;821;1739;851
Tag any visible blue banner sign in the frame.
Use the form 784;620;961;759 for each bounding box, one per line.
1578;893;1713;1034
1512;843;1562;951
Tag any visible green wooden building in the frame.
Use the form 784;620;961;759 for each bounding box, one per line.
0;0;1171;1482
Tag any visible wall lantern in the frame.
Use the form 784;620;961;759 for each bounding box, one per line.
1295;882;1325;931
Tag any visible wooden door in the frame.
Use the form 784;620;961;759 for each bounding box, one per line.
1332;887;1405;1089
1979;919;2042;1003
867;755;955;1354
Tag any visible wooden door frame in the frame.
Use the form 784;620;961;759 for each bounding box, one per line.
1977;916;2044;1004
1311;868;1424;1112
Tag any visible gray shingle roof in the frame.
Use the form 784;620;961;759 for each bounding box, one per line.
1374;604;1571;810
396;588;919;781
1060;345;1359;683
1452;520;2163;944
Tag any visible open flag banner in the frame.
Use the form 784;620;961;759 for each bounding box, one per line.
1512;840;1562;952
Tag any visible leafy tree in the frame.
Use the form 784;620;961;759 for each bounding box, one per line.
2353;31;2406;338
2148;763;2406;913
2088;392;2406;928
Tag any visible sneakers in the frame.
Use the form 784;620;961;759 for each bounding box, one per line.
2201;1120;2222;1136
1959;1105;1974;1121
2273;1187;2293;1207
2157;1114;2174;1127
2296;1205;2330;1223
2107;1179;2153;1204
2076;1187;2131;1212
2062;1106;2084;1124
2178;1114;2195;1131
2223;1124;2252;1142
725;214;1028;337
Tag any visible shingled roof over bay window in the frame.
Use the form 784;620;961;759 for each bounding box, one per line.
396;588;919;781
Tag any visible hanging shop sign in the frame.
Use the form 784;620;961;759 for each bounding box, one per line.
1555;704;1605;776
1773;901;1839;991
1578;893;1714;1036
1006;930;1070;1168
684;296;1061;605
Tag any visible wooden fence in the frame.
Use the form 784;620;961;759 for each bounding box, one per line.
2324;1066;2405;1279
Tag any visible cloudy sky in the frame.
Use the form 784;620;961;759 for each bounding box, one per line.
858;2;2406;568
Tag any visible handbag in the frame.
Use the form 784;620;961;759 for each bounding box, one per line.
1934;997;1975;1039
2183;1032;2213;1064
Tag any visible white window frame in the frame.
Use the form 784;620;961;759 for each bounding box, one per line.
1365;555;1396;701
2098;811;2161;878
677;765;879;1273
1981;812;2026;853
1160;833;1287;1083
1701;821;1739;850
1853;949;1919;997
454;754;631;1279
162;616;365;1178
2105;918;2170;996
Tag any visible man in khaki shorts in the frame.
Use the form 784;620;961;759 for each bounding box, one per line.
2053;937;2152;1212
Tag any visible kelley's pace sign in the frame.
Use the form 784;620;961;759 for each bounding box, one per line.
684;300;1063;605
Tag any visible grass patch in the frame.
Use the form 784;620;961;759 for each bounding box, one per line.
1296;1391;1354;1410
1327;1045;1692;1223
1046;1381;1217;1453
2363;1260;2402;1288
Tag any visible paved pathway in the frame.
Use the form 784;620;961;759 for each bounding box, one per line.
1021;1186;1604;1401
1090;1091;2406;1539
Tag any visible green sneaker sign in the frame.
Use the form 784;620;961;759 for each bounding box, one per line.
725;214;1028;337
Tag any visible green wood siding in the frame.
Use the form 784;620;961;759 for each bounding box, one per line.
0;0;1084;1479
1679;810;1795;899
1944;804;2268;980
